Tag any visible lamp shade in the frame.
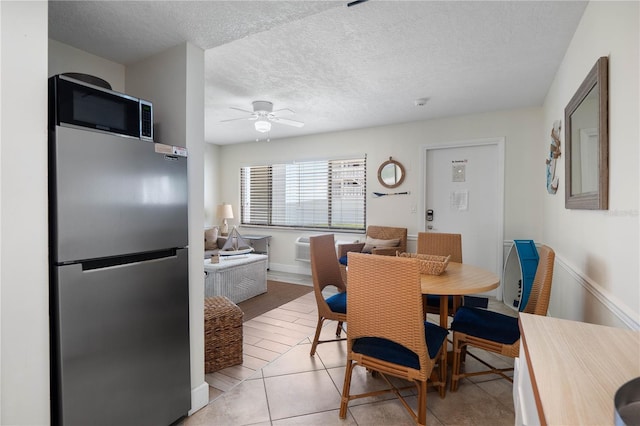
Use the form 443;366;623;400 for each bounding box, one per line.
254;120;271;133
217;203;234;219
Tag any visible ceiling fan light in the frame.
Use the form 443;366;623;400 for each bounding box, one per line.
254;120;271;133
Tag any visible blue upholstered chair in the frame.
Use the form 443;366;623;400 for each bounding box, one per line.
339;253;447;425
449;245;555;391
309;234;347;356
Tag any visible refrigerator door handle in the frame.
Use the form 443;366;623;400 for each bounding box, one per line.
81;248;178;271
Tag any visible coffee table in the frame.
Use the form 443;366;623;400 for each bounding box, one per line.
204;254;268;303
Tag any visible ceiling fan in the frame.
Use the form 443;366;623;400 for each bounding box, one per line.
221;100;304;133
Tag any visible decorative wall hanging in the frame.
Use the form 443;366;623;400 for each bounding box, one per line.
565;56;608;210
377;157;405;188
372;191;410;197
546;120;562;194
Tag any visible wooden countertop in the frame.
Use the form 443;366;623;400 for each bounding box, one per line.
519;313;640;425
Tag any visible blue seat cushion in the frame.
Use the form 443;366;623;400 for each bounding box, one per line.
426;294;454;309
339;252;372;266
451;306;520;344
325;291;347;314
352;322;448;369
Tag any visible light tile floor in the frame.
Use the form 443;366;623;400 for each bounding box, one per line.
182;272;517;425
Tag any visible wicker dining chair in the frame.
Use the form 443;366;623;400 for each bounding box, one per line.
339;253;448;426
449;245;555;391
337;225;408;284
417;232;463;316
309;234;348;356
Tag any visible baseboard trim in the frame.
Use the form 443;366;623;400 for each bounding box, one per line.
555;255;639;330
270;262;311;276
189;382;209;416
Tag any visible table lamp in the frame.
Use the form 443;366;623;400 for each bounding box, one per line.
217;203;234;236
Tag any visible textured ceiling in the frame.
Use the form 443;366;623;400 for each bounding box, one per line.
49;1;588;145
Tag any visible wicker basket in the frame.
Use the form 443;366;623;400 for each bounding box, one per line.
397;252;451;275
204;296;243;373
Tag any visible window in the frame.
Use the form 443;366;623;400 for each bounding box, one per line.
241;156;366;231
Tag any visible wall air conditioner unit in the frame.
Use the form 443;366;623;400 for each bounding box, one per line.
295;236;311;262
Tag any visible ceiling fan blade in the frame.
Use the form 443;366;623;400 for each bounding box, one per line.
220;116;252;123
229;106;254;114
271;108;295;116
270;117;304;128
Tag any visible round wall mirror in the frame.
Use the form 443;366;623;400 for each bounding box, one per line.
377;157;405;188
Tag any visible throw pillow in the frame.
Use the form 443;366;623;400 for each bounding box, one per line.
362;236;400;253
204;227;219;250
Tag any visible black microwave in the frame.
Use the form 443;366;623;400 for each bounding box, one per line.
49;74;153;141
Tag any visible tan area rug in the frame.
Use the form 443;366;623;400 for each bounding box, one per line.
236;280;313;322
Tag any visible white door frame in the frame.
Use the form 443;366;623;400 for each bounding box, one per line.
419;137;505;299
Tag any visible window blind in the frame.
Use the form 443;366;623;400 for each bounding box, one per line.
240;156;366;231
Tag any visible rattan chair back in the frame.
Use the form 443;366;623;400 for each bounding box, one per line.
417;232;462;262
309;234;347;355
310;234;346;314
366;225;408;254
522;244;555;316
449;244;555;391
346;253;429;371
337;225;408;285
340;252;446;425
418;232;463;315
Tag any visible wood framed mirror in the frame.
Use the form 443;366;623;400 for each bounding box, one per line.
377;157;405;188
565;56;609;210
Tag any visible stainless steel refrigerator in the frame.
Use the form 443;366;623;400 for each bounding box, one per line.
49;124;191;426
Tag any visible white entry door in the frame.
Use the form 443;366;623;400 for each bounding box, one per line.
421;139;504;297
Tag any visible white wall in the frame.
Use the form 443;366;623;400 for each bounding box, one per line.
48;39;125;91
0;1;50;424
127;43;208;414
204;142;220;227
213;107;543;275
542;1;639;328
127;45;188;148
182;43;208;414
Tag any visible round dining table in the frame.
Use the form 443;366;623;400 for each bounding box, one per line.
420;261;500;329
